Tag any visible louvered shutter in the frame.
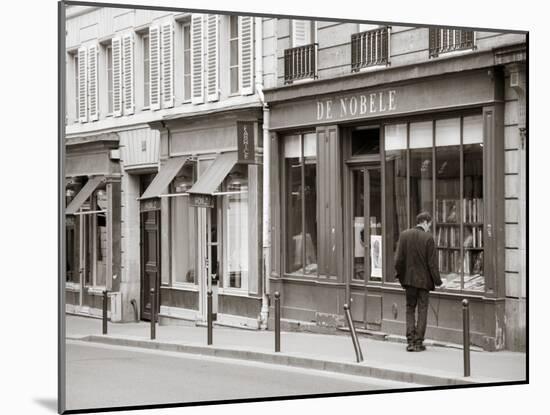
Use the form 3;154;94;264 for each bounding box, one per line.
191;14;204;104
77;47;88;123
239;16;253;96
292;20;311;47
161;22;174;108
149;26;161;110
206;14;219;102
88;44;99;121
112;37;123;116
122;33;134;115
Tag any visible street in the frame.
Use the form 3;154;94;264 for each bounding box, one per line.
66;340;418;411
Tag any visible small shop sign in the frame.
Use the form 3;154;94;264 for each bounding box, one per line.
190;193;214;208
237;121;255;164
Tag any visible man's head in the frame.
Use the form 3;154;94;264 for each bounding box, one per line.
416;211;432;231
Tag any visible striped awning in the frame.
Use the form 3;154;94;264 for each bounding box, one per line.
140;156;190;200
65;176;105;215
188;152;238;195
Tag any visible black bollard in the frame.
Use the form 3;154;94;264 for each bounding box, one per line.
344;304;364;363
274;292;281;352
102;290;108;335
207;290;213;345
150;288;156;340
462;299;471;377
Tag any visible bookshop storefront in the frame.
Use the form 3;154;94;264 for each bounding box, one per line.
264;68;507;350
144;109;264;329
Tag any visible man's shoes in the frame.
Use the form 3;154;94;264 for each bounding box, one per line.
414;343;426;352
406;343;415;352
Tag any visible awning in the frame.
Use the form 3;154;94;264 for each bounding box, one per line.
188;152;238;195
140;156;190;200
65;176;105;215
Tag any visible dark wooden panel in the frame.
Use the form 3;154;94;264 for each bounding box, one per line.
218;294;261;318
160;288;199;310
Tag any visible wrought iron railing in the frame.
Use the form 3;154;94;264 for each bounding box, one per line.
351;27;389;72
284;43;318;84
429;28;475;57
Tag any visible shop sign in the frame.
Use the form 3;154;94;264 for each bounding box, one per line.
237;121;255;164
316;90;397;122
190;193;214;208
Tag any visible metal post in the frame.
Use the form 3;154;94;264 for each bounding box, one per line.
102;290;108;335
274;292;281;352
462;299;471;377
207;290;213;345
344;304;364;363
150;288;156;340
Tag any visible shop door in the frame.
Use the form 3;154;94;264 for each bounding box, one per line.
199;200;219;322
140;209;161;321
349;165;383;328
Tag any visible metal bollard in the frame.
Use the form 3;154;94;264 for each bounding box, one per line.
462;299;471;377
150;288;156;340
102;290;108;335
274;292;281;352
207;290;213;345
344;304;364;363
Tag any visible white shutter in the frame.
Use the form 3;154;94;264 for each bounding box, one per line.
77;46;88;123
88;44;99;121
206;14;219;102
161;22;174;108
191;14;204;104
239;16;253;96
122;33;134;115
149;26;161;110
292;20;311;47
112;37;123;117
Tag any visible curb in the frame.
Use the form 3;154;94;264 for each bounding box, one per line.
68;334;484;387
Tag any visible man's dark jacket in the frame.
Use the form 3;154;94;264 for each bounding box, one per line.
395;226;442;291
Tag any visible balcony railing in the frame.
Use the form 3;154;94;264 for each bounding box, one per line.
284;43;318;84
429;28;475;57
351;27;389;72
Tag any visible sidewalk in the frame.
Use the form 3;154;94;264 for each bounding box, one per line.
65;315;526;387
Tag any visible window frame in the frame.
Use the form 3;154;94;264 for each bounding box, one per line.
229;15;240;95
182;21;192;102
106;44;113;115
281;131;319;279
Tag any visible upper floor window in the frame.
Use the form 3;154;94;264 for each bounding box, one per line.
106;44;113;114
143;34;150;107
229;15;239;94
351;25;390;72
284;20;318;84
429;28;475;58
182;22;191;101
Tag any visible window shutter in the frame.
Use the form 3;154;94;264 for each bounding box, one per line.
161;22;174;108
88;44;99;121
149;26;161;110
122;33;134;115
292;20;311;47
77;46;88;123
206;14;219;102
239;16;253;96
112;37;123;116
191;14;204;104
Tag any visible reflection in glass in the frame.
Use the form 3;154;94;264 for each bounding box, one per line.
224;165;249;289
352;170;365;280
410;148;433;225
368;169;382;281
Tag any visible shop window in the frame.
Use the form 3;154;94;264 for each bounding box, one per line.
351;127;380;156
283;133;318;275
171;163;197;285
223;165;249;290
82;187;108;288
384;115;484;292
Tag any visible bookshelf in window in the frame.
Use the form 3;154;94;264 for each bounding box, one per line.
435;198;484;292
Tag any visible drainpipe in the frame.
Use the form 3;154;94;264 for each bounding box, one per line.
254;17;271;330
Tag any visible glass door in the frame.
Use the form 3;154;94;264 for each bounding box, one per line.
350;165;382;326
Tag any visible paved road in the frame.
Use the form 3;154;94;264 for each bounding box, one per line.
65;340;418;411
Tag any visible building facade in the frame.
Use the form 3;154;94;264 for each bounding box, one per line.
64;6;527;351
64;5;277;328
263;20;526;351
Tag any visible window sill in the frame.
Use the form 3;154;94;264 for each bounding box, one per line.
166;284;199;292
65;282;81;292
218;288;250;297
353;63;389;74
86;286;107;295
142;106;150;111
430;48;476;60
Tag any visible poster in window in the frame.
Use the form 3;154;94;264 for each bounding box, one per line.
370;234;382;278
354;217;364;258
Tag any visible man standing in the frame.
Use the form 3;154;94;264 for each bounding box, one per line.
395;212;442;352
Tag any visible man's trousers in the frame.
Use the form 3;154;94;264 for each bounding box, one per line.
405;286;430;345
